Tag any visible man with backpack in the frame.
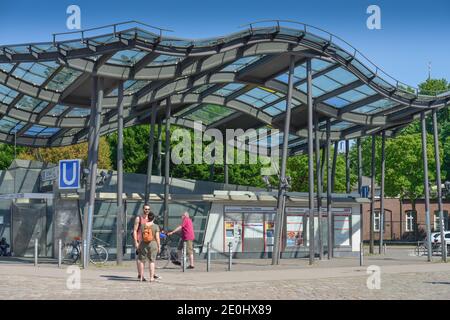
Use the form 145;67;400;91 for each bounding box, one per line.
133;204;161;281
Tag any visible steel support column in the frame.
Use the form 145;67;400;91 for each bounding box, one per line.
224;141;229;185
84;77;103;269
156;119;162;176
144;104;157;204
163;98;172;230
357;138;363;259
116;81;124;265
272;55;295;265
345;140;350;194
370;135;375;254
307;59;315;265
432;109;447;262
331;141;338;192
314;113;323;260
421;112;432;262
326;120;332;259
82;77;97;267
379;131;386;254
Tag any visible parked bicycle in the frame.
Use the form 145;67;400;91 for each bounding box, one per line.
62;236;109;265
156;233;178;269
414;241;441;256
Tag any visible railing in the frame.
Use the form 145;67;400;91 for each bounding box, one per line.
52;20;174;45
239;20;450;97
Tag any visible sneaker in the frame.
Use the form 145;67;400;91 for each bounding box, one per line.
138;275;147;282
172;260;181;266
187;265;195;269
154;274;162;280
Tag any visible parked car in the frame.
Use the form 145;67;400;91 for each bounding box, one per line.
430;231;450;247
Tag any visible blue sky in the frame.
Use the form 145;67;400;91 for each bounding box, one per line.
1;0;449;87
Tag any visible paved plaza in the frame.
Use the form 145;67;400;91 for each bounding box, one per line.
0;247;449;300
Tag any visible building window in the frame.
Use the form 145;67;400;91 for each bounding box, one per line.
434;210;449;231
405;211;415;232
374;210;380;232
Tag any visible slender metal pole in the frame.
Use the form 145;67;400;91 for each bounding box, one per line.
85;77;103;269
116;81;124;265
421;112;432;262
432;109;447;262
307;59;315;265
210;149;215;181
156;119;162;176
370;135;375;254
314;114;323;260
326;120;332;259
163;98;171;230
379;132;386;254
58;239;62;268
331;141;338;192
182;241;186;272
228;242;232;271
345;140;350;194
224;142;229;185
272;55;295;265
34;238;38;266
144;104;157;204
206;242;211;272
357;138;363;263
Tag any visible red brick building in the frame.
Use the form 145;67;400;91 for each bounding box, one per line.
361;198;450;242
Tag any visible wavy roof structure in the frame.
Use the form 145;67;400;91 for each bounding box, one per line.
0;20;449;154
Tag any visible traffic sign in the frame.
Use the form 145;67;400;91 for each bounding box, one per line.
58;159;81;189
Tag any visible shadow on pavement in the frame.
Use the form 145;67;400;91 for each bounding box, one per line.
100;275;138;282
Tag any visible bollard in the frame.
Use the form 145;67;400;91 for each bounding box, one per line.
359;242;364;266
34;238;38;266
182;241;186;273
384;243;387;255
228;242;232;271
82;239;87;268
58;239;62;268
206;242;211;272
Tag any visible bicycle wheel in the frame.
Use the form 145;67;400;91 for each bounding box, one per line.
89;245;108;265
156;246;171;269
62;244;80;264
415;245;426;256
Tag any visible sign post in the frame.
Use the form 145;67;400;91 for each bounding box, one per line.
58;160;81;190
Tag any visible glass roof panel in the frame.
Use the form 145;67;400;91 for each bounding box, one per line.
221;55;265;72
325;67;359;84
108;49;147;66
0;116;23;134
67;107;90;117
48;104;68;116
16;95;48;113
148;55;182;66
192;84;215;94
12;61;59;85
296;83;326;97
214;83;245;97
184;104;234;125
263;98;301;116
324;96;349;108
24;125;59;137
352;99;398;114
330;121;353;131
236;87;283;108
174;104;200;117
0;63;14;73
0;84;19;105
46;67;82;92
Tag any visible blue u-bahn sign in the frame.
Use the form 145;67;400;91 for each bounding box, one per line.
59;159;81;190
361;185;370;198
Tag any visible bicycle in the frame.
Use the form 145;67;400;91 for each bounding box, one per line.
414;241;441;257
62;236;109;265
156;234;178;269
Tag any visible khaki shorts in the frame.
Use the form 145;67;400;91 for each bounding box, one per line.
137;241;158;262
178;240;194;255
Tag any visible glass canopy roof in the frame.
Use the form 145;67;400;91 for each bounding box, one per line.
0;21;448;151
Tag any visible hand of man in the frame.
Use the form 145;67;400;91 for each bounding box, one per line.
134;241;139;248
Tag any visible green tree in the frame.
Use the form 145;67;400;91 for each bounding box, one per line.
0;143;26;170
